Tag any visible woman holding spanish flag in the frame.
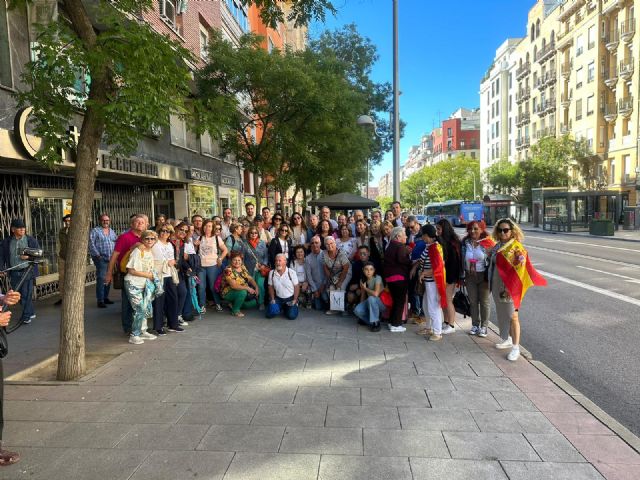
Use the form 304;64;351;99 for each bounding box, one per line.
488;219;546;361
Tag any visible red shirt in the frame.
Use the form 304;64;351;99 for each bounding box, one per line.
114;230;141;272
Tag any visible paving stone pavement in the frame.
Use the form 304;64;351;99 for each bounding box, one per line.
2;303;639;480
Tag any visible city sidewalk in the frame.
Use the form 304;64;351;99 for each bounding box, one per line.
518;222;640;243
1;296;639;479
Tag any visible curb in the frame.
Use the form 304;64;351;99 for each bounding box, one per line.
485;321;640;455
520;226;640;244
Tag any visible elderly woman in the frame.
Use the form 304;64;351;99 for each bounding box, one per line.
221;252;260;317
462;221;495;337
151;224;181;335
488;218;545;361
198;220;228;313
322;236;352;315
383;227;412;332
335;224;357;260
268;222;293;269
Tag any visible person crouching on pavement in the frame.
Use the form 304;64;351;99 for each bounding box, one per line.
266;253;300;320
125;230;163;345
354;262;385;332
0;289;21;466
417;224;448;341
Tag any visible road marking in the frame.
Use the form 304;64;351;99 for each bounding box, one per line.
576;266;640;284
528;235;640;253
537;269;640;307
527;245;640;269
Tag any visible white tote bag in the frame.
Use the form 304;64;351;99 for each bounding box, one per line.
329;289;345;312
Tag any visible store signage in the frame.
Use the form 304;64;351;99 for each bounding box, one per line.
186;168;215;183
221;174;237;187
101;154;159;177
13;107;78;162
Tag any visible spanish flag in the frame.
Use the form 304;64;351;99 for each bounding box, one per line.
496;239;546;309
428;242;448;309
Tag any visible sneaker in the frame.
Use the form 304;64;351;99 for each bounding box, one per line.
129;335;144;345
22;317;32;324
140;331;157;340
325;310;339;315
155;328;167;336
179;319;189;326
200;307;207;314
429;334;443;341
495;337;513;349
215;304;223;312
104;298;115;305
389;325;406;333
168;326;185;333
469;326;479;335
478;327;488;338
441;324;455;335
507;346;521;361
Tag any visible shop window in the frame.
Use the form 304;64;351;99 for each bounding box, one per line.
0;0;12;87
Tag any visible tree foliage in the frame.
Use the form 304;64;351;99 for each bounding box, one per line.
400;155;480;209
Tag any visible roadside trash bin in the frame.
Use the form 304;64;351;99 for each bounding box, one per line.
622;206;640;230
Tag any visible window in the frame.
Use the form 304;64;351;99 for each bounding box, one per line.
623;154;631;182
0;0;11;87
509;95;512;112
587;95;594;115
201;131;213;156
576;98;583;120
576;34;584;56
610;159;616;183
496;78;500;94
199;26;209;60
159;0;177;26
447;127;452;137
588;25;596;49
586;128;594;150
576;67;583;88
509;73;512;89
587;62;595;82
170;113;199;151
226;0;249;32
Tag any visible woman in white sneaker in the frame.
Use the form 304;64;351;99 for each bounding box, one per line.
125;230;163;345
461;221;494;338
488;219;545;361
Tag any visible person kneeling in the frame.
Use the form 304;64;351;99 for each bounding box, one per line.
354;262;386;332
266;254;300;320
221;252;260;317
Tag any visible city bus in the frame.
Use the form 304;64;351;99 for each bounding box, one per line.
424;200;484;226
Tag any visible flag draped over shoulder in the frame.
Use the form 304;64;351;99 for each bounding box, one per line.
496;239;546;309
428;242;448;309
479;237;496;251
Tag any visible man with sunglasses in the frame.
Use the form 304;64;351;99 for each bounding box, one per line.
89;213;117;308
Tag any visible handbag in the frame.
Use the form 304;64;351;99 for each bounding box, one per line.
259;264;271;278
415;279;425;296
329;289;345;312
112;269;124;290
379;288;393;310
453;285;471;318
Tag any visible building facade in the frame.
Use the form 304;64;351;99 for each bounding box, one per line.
431;108;481;165
377;171;393;199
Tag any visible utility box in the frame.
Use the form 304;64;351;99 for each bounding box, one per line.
589;219;615;236
622;206;640;230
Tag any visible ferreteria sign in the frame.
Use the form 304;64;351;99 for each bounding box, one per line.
101;154;159;177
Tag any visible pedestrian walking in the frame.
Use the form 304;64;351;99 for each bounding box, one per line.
89;213;117;308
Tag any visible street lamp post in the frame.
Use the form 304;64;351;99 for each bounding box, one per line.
469;170;477;200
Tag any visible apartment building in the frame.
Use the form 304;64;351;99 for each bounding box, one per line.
480;38;522;176
377;171;393;199
400;134;433;181
482;0;639;208
431;108;481;165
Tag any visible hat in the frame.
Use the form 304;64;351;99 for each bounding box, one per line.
421;224;437;238
10;218;26;229
254;214;264;221
62;214;72;221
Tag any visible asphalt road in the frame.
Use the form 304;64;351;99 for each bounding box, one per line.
465;229;640;438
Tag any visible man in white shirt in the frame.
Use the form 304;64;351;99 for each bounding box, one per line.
220;208;233;240
266;254;300;320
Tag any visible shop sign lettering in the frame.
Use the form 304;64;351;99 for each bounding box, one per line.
187;168;215;183
221;174;237;187
101;154;159;177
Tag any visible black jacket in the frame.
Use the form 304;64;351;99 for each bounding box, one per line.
267;237;293;269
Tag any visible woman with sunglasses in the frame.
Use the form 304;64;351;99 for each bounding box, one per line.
269;215;284;237
488;219;545;361
171;222;197;324
244;226;268;304
150;224;182;335
268;223;292;269
198;220;228;313
125;230;163;345
289;213;308;248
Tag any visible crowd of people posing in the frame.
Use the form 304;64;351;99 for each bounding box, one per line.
98;201;543;362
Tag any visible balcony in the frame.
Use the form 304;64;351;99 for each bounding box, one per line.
561;93;572;107
605;29;619;52
515;112;530;127
603;65;618;89
619;58;634;80
515;87;531;103
604;102;618;122
561;61;573;78
544;99;557;114
602;0;624;16
516;136;531;150
558;0;585;22
620;17;635;43
618;96;633;117
535;76;545;91
560;122;572;134
536;42;556;64
544;70;557;86
557;30;574;50
516;61;531;80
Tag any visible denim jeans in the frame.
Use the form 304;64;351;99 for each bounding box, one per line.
121;286;133;333
198;265;222;306
9;270;34;321
354;296;385;325
93;256;111;302
265;296;299;320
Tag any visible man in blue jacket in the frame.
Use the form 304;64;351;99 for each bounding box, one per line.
0;219;40;325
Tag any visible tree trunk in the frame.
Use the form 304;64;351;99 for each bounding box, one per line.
278;188;285;213
253;174;262;211
291;186;299;213
302;187;308;211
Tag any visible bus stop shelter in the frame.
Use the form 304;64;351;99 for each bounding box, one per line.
308;193;379;210
540;190;622;232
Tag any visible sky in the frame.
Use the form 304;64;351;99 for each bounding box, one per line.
309;0;535;190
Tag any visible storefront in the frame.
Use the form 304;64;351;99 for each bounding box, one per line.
187;168;217;218
219;173;241;217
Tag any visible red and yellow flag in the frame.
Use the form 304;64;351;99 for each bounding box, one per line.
428;242;448;309
496;239;546;309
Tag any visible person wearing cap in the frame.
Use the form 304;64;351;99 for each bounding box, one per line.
0;219;40;325
54;214;72;306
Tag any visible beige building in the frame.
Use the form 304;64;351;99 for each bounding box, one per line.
377;170;393;199
483;0;639;207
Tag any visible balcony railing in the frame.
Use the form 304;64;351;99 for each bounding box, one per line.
620;17;635;42
516;136;531;149
561;61;572;78
618;96;633;116
604;102;618;122
536;41;556;63
605;29;620;51
544;99;556;114
516;61;531;80
602;0;624;16
619;58;634;79
515;87;531;103
603;65;618;89
558;0;586;22
544;71;557;86
561;93;572;107
516;112;530;126
560;122;571;134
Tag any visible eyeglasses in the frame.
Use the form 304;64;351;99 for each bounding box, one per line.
143;237;157;241
214;228;222;231
160;229;170;233
178;229;188;233
280;229;289;233
498;228;511;234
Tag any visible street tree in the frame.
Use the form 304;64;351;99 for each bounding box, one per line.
484;159;521;201
11;0;334;381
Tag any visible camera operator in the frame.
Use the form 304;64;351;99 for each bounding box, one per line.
0;219;40;324
0;288;21;465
